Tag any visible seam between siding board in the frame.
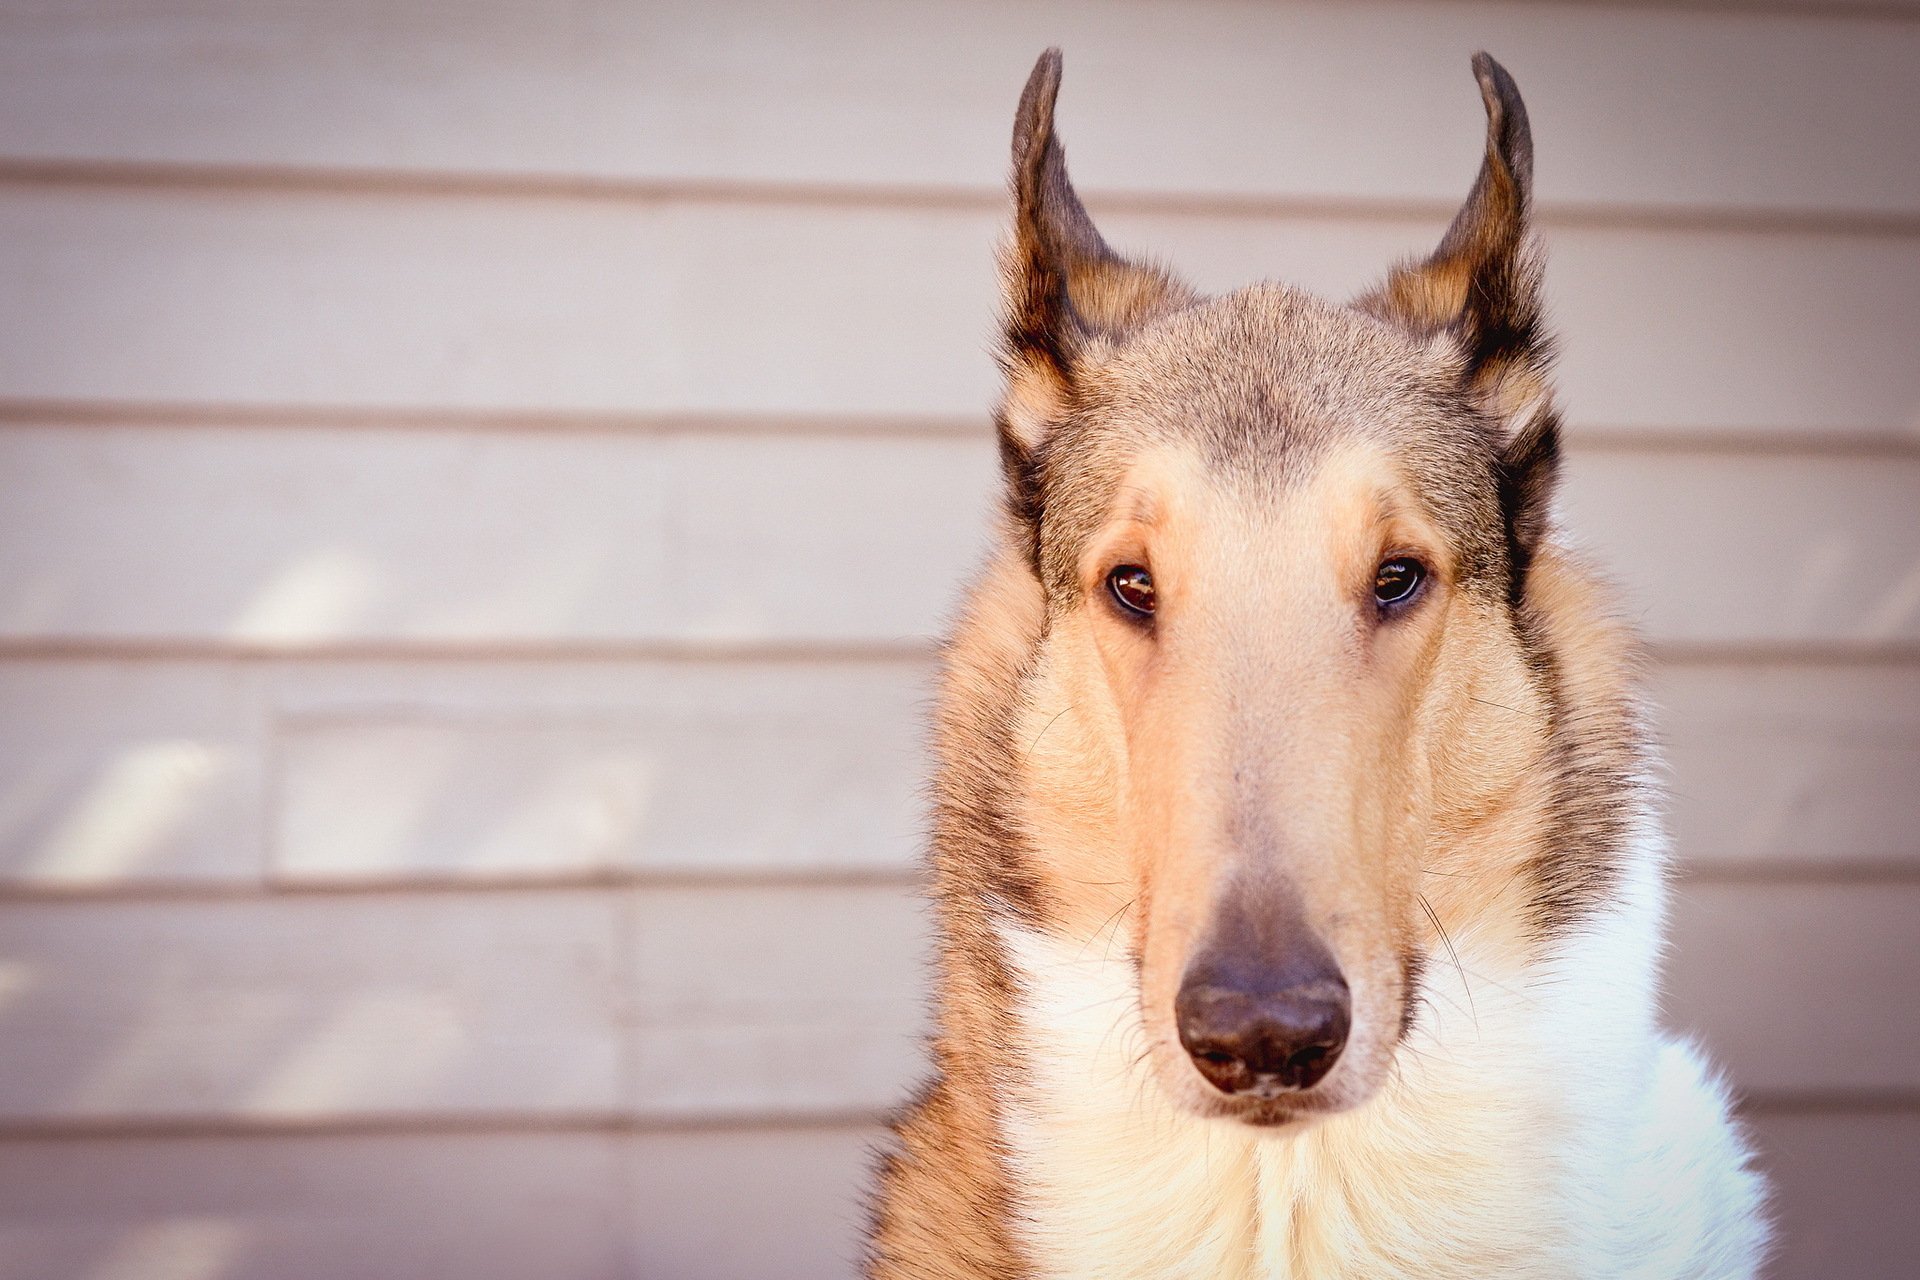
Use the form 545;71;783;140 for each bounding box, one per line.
0;401;989;440
0;1111;889;1142
1646;645;1920;668
0;644;1913;668
0;639;943;664
0;865;1914;907
1738;1092;1920;1115
1506;0;1920;23
0;1096;1904;1144
0;868;925;905
2;160;1920;239
0;640;1917;666
1;405;1916;461
1671;865;1920;887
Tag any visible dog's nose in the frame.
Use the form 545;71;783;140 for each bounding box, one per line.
1175;970;1350;1096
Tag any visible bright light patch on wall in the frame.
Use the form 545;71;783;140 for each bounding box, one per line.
33;741;229;880
1864;562;1920;638
277;721;656;878
88;1218;249;1280
281;724;466;873
243;992;463;1115
458;744;655;873
0;961;35;1016
230;548;381;642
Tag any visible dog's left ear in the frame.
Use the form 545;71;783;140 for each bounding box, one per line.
1358;53;1559;596
998;50;1196;544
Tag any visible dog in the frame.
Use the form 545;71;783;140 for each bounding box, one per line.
864;49;1769;1279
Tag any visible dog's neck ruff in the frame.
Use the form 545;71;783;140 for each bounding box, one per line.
986;825;1762;1280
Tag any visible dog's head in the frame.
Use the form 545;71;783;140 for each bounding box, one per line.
991;51;1570;1127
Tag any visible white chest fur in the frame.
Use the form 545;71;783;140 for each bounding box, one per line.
988;851;1767;1279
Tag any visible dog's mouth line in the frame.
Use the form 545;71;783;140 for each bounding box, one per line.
1201;1091;1348;1130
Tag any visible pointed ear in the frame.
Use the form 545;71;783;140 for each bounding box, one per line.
998;51;1195;501
1358;53;1560;598
1359;52;1546;413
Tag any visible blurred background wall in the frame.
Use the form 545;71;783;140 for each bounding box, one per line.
0;1;1915;1277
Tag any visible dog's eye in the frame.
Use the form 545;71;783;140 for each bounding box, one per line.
1107;565;1156;617
1374;557;1427;607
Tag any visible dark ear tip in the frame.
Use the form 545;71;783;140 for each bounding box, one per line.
1013;48;1065;163
1469;52;1521;124
1469;51;1532;185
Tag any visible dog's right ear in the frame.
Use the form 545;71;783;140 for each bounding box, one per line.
998;50;1195;542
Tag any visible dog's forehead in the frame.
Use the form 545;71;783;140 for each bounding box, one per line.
1036;283;1507;595
1090;283;1468;465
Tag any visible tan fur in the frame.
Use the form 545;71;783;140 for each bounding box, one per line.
866;49;1767;1278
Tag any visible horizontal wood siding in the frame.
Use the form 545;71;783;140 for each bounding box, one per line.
1;1;1916;218
0;1;1914;1276
0;189;1916;434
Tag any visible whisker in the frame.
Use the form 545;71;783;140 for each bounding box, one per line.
1077;896;1138;961
1062;992;1132;1019
1469;695;1532;717
1027;705;1076;755
1096;1000;1140;1061
1419;892;1477;1032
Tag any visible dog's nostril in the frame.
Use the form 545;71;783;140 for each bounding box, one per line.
1287;1043;1332;1074
1175;978;1351;1097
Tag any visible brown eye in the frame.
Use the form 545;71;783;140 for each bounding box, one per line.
1374;557;1427;607
1107;565;1156;618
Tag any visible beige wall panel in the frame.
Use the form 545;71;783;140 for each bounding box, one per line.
0;894;622;1121
3;426;1916;648
1488;224;1920;440
1;1;1916;217
280;721;654;880
629;884;930;1119
0;660;264;886
0;425;992;645
3;187;1918;436
1666;881;1920;1097
630;1124;881;1280
0;189;999;417
1749;1107;1920;1280
657;434;996;644
1654;663;1920;871
1562;450;1920;647
273;661;927;881
0;1126;884;1280
0;1132;627;1280
0;423;684;645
